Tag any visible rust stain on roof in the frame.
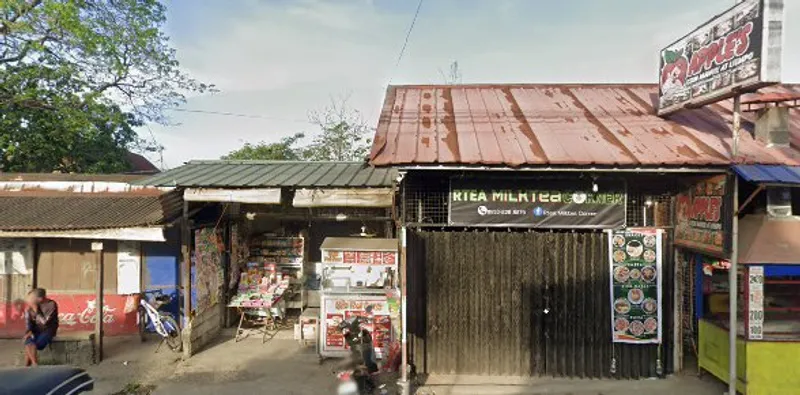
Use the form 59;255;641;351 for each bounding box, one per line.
369;84;800;167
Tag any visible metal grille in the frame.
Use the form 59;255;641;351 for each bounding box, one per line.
678;251;697;363
402;172;679;228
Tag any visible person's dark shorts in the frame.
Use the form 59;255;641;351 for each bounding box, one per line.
24;332;54;350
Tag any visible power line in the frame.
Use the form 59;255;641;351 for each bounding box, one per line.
169;108;312;123
389;0;424;84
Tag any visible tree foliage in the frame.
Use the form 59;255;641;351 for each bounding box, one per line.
222;97;373;162
0;0;211;173
222;133;304;161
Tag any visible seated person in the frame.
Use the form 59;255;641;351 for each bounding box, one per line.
23;288;59;367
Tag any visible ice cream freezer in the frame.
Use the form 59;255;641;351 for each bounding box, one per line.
317;237;398;360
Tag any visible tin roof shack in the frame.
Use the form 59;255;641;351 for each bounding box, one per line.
372;84;800;380
0;176;182;362
137;160;397;357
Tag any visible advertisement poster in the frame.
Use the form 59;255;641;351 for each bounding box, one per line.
51;294;140;335
449;178;626;228
658;0;783;115
675;175;729;256
117;241;141;295
609;229;663;344
322;298;391;356
747;266;765;340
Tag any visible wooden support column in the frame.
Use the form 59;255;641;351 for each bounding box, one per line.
91;241;104;362
181;200;192;327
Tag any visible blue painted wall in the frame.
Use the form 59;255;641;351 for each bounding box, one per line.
142;227;181;327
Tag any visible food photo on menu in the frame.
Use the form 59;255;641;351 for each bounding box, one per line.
610;230;661;343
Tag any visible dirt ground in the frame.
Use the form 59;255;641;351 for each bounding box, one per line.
1;329;728;395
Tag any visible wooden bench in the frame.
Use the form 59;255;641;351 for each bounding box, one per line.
17;332;96;366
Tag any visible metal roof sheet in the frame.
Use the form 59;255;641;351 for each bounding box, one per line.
137;161;396;188
0;190;182;231
733;165;800;185
369;84;800;167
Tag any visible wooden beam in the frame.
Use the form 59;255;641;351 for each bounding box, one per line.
91;241;104;362
181;200;192;327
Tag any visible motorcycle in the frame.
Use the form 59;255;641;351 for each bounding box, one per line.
334;307;387;395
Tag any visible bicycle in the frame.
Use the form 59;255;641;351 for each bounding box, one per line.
138;289;182;353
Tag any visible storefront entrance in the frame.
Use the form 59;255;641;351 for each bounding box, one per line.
408;230;672;378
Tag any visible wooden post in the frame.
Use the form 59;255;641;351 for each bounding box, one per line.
181;201;192;327
91;241;104;362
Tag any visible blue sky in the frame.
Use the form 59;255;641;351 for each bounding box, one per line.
146;0;800;168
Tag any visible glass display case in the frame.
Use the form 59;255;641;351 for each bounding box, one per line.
318;237;398;360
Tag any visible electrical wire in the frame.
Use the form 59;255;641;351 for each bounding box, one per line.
169;108;312;123
389;0;425;84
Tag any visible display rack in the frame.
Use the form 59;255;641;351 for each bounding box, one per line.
247;235;305;310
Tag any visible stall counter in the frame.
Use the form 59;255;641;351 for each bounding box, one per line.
699;319;800;395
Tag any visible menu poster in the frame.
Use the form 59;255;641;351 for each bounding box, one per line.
330;250;397;265
608;229;663;344
747;265;765;340
323;298;391;354
325;313;345;347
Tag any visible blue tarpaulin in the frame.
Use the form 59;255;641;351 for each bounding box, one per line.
732;164;800;185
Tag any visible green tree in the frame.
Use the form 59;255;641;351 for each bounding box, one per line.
222;133;304;161
302;97;372;161
0;0;211;173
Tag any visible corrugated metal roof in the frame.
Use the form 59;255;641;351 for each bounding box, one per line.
137;161;396;188
369;84;800;167
0;190;182;231
733;165;800;184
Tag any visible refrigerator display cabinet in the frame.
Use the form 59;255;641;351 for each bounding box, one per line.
318;237;398;360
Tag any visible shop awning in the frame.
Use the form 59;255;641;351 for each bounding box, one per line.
183;188;281;204
0;227;167;242
738;214;800;264
733;165;800;185
292;188;393;208
0;189;181;241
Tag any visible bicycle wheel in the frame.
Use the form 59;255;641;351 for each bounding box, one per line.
138;306;148;343
160;314;183;352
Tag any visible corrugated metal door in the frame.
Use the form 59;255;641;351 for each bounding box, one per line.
409;230;671;378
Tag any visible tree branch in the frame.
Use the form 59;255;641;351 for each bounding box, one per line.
0;0;44;36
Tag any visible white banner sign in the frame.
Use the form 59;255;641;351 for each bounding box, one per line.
117;241;141;295
748;265;765;340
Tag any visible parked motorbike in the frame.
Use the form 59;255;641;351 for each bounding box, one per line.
333;307;388;395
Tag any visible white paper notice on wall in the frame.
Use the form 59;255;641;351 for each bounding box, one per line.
117;241;141;294
0;239;33;275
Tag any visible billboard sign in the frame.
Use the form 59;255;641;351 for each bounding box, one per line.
657;0;783;116
448;178;626;228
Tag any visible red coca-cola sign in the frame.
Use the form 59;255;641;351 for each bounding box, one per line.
50;294;140;335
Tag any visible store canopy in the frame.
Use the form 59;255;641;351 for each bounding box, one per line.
293;188;393;208
136;160;396;188
733;164;800;185
184;188;281;204
0;189;181;241
738;214;800;264
0;227;167;242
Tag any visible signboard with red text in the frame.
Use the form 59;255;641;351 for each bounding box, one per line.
675;175;731;256
658;0;783;115
50;294;140;335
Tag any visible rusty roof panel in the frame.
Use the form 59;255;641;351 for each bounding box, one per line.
0;190;182;231
370;84;800;167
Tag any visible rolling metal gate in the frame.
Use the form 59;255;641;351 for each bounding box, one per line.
408;230;673;378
